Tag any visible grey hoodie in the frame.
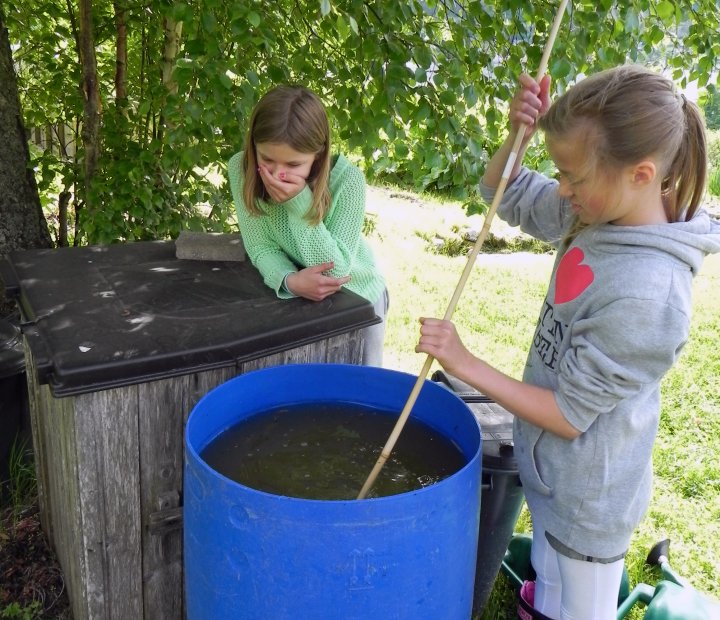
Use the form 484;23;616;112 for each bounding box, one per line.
480;167;720;558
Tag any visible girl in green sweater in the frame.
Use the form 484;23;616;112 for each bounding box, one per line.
227;85;387;366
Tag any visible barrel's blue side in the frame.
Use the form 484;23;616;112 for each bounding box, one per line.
184;364;482;620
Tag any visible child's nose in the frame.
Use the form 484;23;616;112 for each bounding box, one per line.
268;164;286;178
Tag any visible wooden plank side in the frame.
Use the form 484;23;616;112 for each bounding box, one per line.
28;366;90;620
324;330;364;365
138;375;186;620
139;367;237;620
75;386;143;619
239;329;365;373
240;339;325;373
240;349;295;373
279;339;325;364
22;347;51;537
50;391;88;620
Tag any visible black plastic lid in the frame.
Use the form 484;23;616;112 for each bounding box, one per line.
2;241;379;396
468;401;517;471
0;318;25;378
431;369;517;471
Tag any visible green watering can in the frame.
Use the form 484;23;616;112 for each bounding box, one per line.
501;535;720;620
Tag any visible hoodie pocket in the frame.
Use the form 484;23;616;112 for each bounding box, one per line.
517;423;552;496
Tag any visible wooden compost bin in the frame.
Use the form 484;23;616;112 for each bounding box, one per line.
1;240;378;620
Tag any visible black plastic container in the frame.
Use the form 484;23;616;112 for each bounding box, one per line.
432;370;525;617
0;315;31;501
0;241;379;396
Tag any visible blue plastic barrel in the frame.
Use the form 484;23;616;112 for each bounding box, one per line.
184;364;482;620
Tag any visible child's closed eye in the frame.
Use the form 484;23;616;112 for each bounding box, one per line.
561;173;585;186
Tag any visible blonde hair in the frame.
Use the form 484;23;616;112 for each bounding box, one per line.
242;85;331;224
539;65;707;247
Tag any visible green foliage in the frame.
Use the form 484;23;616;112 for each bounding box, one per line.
6;1;720;244
362;212;378;238
708;131;720;197
416;226;553;257
709;168;720;197
707;130;720;169
0;601;43;620
701;85;720;130
1;437;37;522
415;228;468;257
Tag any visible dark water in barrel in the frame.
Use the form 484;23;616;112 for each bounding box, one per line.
200;402;467;500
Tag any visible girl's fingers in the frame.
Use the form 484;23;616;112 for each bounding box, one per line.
420;317;452;329
518;73;540;94
278;171;305;185
259;168;282;190
259;166;303;188
518;91;543;114
511;95;544;129
258;167;306;203
419;319;452;344
320;275;350;288
538;74;552;112
515;74;551;118
307;262;334;273
513;109;537;127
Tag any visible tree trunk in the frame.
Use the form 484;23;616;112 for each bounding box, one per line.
0;5;52;317
161;17;182;96
78;0;101;212
114;1;127;105
56;123;71;246
157;16;182;142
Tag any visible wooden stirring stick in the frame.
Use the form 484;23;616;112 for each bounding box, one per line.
357;0;571;500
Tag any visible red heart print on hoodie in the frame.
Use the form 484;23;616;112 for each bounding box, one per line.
554;247;594;304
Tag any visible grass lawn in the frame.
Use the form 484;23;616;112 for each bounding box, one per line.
365;185;720;619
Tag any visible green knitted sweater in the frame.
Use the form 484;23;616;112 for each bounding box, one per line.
228;151;385;304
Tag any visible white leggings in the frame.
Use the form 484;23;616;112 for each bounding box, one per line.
360;288;389;367
531;524;625;620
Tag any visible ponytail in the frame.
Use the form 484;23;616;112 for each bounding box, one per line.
664;97;707;222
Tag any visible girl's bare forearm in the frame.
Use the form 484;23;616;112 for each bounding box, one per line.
447;356;580;440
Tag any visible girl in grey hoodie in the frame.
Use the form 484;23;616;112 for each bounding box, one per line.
416;65;720;620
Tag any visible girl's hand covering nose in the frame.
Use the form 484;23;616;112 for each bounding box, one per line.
258;165;307;203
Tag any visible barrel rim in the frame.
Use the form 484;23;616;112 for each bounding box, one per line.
185;363;482;504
